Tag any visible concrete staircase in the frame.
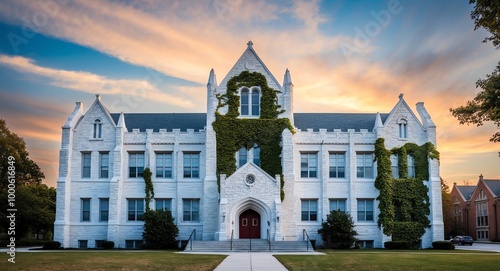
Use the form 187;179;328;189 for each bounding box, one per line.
184;239;314;252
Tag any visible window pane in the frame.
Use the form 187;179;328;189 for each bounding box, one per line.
239;147;247;167
100;153;109;178
82;153;91;178
241;89;249;115
253;145;260;166
251;90;259;116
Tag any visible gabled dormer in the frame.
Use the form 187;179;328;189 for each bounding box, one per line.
74;94;117;141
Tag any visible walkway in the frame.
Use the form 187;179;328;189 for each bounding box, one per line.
214;253;288;271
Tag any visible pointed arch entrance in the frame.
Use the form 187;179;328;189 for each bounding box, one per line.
239;209;261;238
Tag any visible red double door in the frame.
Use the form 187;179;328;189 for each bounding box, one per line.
239;209;261;239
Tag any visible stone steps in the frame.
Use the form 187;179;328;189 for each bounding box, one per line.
184;239;314;252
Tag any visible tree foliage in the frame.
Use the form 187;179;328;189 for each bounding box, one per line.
318;210;358;249
450;1;500;142
142;209;179;249
0;119;44;189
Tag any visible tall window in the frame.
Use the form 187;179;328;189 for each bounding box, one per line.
356;153;373;178
240;87;260;116
93;119;102;139
183;199;200;222
399;119;407;138
155;199;172;211
329;199;346;213
183;152;200;178
81;198;91;222
99;152;109;178
128;199;144;221
329;153;345;178
476;201;488;227
408;155;415;178
301;199;318;221
357;199;374;221
390;154;398;178
99;198;109;222
253;144;260;166
129;153;145;178
82;152;91;178
156;152;173;178
301;152;318;178
238;147;248;167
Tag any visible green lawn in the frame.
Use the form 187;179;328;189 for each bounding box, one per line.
275;249;500;271
5;251;226;271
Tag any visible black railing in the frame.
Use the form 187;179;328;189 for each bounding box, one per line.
267;229;271;250
230;229;234;250
302;229;312;251
187;229;196;251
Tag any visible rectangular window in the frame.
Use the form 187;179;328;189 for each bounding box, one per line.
241;90;249;116
329;199;346;213
408;155;415;178
329;153;345;178
390;155;398;178
300;153;318;178
357;199;374;221
356;153;373;178
81;198;91;222
183;199;200;222
183;152;200;178
78;240;88;249
129;152;145;178
476;201;488;227
127;199;145;221
95;240;105;248
82;152;91;178
125;240;143;249
155;198;172;211
99;152;109;178
99;198;109;222
156;152;173;178
301;199;318;221
251;90;260;116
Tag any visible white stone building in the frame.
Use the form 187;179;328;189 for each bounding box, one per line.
54;42;443;249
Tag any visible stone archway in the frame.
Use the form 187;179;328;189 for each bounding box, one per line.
231;197;271;239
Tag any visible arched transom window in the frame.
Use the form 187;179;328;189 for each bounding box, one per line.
93;119;103;139
398;118;407;139
240;87;260;116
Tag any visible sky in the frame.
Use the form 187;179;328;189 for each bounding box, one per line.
0;0;499;189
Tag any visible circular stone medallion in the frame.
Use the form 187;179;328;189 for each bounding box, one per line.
245;174;256;186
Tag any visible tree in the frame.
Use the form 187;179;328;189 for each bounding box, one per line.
0;119;44;189
318;210;358;249
441;178;453;239
450;1;500;142
142;209;179;249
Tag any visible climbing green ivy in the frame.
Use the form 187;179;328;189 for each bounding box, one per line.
213;71;293;201
374;138;439;244
143;167;154;211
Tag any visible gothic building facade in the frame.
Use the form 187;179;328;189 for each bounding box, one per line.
54;42;444;248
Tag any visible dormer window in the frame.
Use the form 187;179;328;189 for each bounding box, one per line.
93;119;103;139
398;119;407;139
240;87;260;116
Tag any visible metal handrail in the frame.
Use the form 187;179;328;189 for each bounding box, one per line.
303;229;312;251
187;229;196;251
230;229;234;250
267;229;271;250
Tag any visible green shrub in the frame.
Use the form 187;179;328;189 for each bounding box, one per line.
102;241;114;249
432;241;455;250
143;209;179;249
318;210;358;249
43;241;61;250
384;241;410;249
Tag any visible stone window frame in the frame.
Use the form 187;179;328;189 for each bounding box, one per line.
329;152;346;178
300;152;318;178
398;118;408;139
93;118;103;139
301;199;318;221
155;152;173;178
239;86;261;117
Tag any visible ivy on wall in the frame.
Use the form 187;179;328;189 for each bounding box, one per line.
213;71;293;200
143;167;154;211
374;138;439;244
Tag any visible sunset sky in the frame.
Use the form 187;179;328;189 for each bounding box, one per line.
0;0;499;188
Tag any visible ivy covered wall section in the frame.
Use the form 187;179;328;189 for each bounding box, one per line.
374;138;439;245
213;71;293;200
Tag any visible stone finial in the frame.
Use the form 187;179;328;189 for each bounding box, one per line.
247;40;253;48
283;69;293;85
399;93;404;100
96;94;101;101
207;68;217;86
374;112;384;130
479;174;484;181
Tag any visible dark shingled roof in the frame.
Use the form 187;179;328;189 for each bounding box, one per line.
457;186;476;201
109;113;389;132
484;180;500;197
294;113;389;132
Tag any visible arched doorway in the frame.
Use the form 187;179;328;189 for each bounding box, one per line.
239;209;261;239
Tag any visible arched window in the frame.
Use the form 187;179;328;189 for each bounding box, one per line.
238;147;248;167
398;119;407;139
253;144;260;166
241;88;249;116
93;119;102;139
240;87;260;116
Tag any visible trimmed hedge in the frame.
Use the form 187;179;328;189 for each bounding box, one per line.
384;241;410;249
432;241;455;250
103;241;115;249
43;241;61;250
